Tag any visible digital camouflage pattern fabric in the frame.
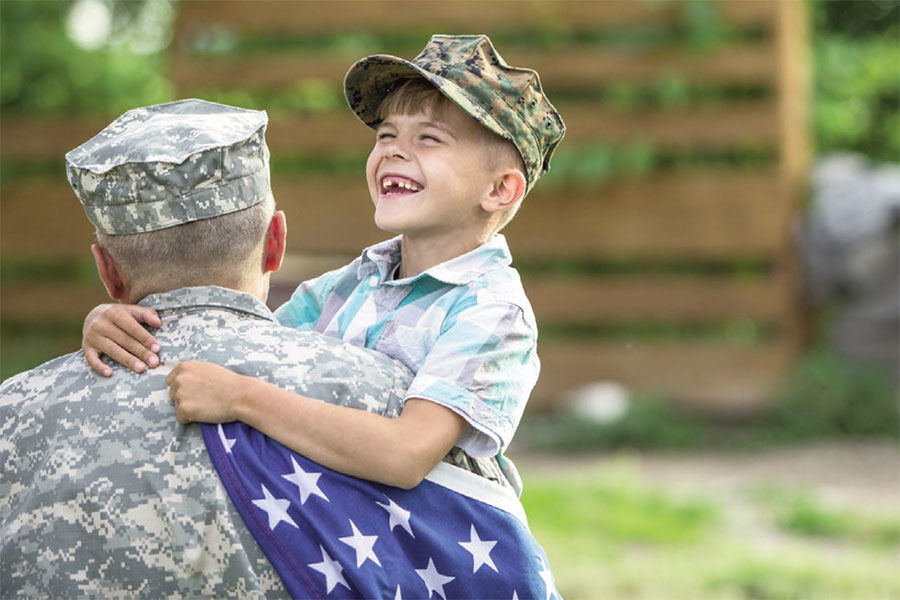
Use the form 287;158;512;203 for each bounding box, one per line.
344;34;566;193
65;99;271;235
0;286;413;598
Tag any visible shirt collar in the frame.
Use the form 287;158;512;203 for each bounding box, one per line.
357;234;513;286
138;285;276;322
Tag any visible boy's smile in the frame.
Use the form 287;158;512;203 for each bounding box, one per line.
379;173;424;197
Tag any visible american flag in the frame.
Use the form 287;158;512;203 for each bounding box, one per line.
202;422;560;599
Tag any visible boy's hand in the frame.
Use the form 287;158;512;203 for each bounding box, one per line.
83;304;162;376
166;360;246;424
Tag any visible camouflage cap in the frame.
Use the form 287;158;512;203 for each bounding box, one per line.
65;98;271;235
344;34;566;193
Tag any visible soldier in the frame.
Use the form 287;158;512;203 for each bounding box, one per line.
0;99;417;597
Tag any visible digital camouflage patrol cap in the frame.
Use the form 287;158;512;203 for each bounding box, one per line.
344;34;566;193
65;98;271;235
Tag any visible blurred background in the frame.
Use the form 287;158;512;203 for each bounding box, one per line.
1;1;898;598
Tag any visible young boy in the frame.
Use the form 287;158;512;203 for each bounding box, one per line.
83;35;565;494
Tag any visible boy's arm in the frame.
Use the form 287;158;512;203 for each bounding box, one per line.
166;360;465;489
83;304;161;376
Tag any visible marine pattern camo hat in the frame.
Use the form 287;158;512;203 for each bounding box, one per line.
65;98;271;234
344;34;566;193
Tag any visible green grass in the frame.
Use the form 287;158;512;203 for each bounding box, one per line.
750;485;900;548
522;461;900;600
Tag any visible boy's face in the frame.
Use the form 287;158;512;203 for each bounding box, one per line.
365;103;498;242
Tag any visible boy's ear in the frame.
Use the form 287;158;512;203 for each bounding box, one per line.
91;244;128;301
263;210;287;273
482;169;527;214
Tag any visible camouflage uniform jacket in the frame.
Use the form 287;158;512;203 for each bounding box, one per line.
0;285;413;598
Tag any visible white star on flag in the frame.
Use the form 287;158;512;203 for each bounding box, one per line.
376;496;414;537
281;456;329;504
538;557;556;600
512;592;519;600
394;585;403;600
415;558;455;599
339;519;382;568
458;524;498;572
251;484;297;530
308;544;350;593
217;423;236;453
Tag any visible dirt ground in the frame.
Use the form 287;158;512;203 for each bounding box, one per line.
512;439;900;512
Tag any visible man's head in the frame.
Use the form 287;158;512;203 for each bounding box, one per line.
345;35;565;235
65;99;285;303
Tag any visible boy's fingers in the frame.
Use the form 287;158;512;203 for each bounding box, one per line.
109;313;160;365
126;305;162;330
95;336;147;373
115;309;161;353
83;347;113;377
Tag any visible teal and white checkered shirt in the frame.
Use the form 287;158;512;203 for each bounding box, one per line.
275;234;539;466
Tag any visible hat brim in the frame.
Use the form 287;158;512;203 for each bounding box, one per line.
343;54;513;146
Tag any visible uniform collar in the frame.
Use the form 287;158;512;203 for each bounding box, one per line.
138;286;276;322
357;234;513;286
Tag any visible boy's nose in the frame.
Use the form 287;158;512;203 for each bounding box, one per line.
383;138;410;160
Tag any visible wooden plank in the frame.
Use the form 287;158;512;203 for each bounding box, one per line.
508;170;791;260
562;102;779;147
531;338;797;414
523;274;793;323
0;118;112;160
176;0;776;35
0;283;108;322
0;180;97;259
775;0;810;199
1;169;791;260
0;101;778;160
171;41;776;93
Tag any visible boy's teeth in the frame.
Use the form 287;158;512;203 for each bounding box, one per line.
383;176;421;192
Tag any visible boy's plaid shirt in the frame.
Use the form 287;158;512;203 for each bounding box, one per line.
274;234;538;484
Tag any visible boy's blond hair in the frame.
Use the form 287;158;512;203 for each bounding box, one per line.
378;78;527;231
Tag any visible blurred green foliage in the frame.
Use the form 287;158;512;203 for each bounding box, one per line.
0;0;172;115
769;348;899;438
811;0;900;161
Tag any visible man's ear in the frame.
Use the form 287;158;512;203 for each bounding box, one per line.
91;244;127;301
263;210;287;273
482;169;527;214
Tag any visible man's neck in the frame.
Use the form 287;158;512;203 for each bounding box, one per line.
125;275;269;305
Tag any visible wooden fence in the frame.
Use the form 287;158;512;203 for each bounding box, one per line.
0;0;809;413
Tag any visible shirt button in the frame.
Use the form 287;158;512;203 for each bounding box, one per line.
368;276;379;287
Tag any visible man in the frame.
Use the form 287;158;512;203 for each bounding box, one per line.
0;99;414;597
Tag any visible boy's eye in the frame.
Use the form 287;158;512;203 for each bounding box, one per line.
376;132;395;141
420;134;441;143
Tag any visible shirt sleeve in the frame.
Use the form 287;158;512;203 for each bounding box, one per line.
274;265;349;330
403;301;539;458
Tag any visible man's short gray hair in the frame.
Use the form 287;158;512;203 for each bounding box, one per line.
97;196;275;297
